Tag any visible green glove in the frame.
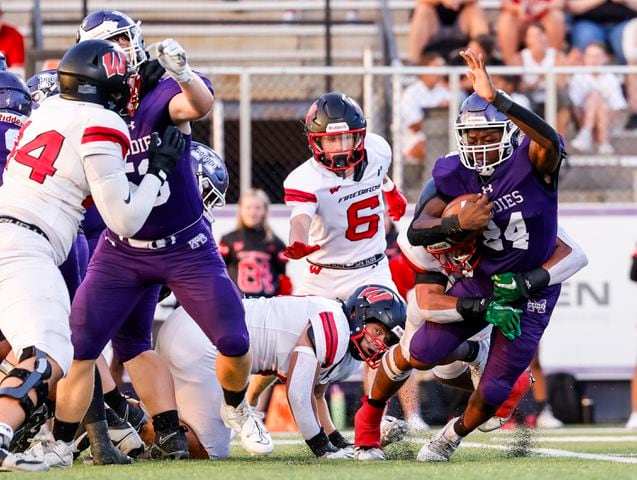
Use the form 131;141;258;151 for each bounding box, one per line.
491;272;524;303
485;301;522;340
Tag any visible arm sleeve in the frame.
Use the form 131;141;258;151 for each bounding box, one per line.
548;226;589;285
287;347;322;440
84;153;161;238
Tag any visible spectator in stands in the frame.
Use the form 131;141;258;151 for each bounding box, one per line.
491;69;532;110
566;1;637;129
627;247;637;429
400;52;450;188
0;5;25;70
621;18;637;129
407;0;489;65
467;33;499;65
569;42;627;154
219;189;291;298
496;0;566;66
512;22;573;136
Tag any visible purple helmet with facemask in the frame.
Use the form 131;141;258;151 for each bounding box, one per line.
76;10;147;71
0;71;32;119
454;93;519;176
190;142;228;222
26;69;59;106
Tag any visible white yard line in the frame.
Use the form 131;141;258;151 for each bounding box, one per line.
491;435;637;443
270;436;637;464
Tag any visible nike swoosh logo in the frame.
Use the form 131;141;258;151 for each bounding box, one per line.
158;432;177;445
124;192;131;204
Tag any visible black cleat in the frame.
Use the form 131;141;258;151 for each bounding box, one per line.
85;420;131;465
105;407;144;458
141;427;189;460
115;398;148;433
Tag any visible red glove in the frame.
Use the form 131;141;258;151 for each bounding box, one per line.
278;274;293;295
354;396;385;449
383;185;407;221
283;241;320;260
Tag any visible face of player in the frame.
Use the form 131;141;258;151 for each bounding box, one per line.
358;322;391;359
463;128;503;166
240;194;267;229
316;132;356;156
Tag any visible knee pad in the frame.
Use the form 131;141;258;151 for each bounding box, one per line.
381;345;412;383
0;347;52;419
432;361;468;380
215;334;249;357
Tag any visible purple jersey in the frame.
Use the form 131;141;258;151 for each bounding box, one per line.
0;118;21;184
120;75;213;240
433;135;561;277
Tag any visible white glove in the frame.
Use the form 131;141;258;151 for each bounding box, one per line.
157;38;194;84
321;447;355;460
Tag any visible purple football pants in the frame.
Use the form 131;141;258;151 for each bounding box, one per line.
70;220;248;362
409;279;561;406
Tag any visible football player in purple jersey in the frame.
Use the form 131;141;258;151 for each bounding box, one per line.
357;49;573;462
44;10;261;464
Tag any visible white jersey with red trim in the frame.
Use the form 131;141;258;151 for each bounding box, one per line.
159;295;352;381
243;295;351;379
283;133;392;265
0;96;130;264
396;230;446;275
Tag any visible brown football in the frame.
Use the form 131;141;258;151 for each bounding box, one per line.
442;193;484;244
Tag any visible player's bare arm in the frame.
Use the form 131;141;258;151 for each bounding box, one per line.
158;38;214;125
460;48;562;180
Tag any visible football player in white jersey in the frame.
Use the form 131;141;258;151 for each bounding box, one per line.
0;40;184;472
354;181;589;460
283;92;407;300
153;285;406;460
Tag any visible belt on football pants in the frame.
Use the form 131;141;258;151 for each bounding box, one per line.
115;216;203;250
0;216;49;241
307;253;385;270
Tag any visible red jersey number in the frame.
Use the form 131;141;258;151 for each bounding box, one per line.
345;196;380;241
9;126;63;183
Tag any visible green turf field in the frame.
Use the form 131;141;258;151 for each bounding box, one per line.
12;426;637;479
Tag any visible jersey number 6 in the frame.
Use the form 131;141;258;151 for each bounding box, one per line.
345;196;380;241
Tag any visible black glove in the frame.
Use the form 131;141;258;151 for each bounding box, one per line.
305;428;338;458
147;126;185;184
328;430;352;449
138;58;165;98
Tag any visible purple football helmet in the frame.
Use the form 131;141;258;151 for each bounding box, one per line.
0;71;32;118
454;93;519;176
76;10;147;71
190;141;229;221
26;69;59;106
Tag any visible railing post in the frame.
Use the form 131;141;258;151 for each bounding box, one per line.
448;69;461;152
363;47;374;133
239;72;252;196
212;99;225;160
391;71;403;191
545;70;557;130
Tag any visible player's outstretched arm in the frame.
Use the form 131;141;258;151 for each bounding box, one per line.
459;48;562;178
158;38;214;123
85;127;184;238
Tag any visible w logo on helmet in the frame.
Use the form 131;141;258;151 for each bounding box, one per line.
358;286;392;303
102;51;128;78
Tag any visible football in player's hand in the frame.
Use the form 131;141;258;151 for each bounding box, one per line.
442;193;488;243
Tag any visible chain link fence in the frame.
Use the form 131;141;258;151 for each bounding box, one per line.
193;65;637;205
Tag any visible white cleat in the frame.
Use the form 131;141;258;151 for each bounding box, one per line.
380;415;408;446
406;414;430;435
478;415;511;433
220;400;274;456
536;407;564;429
354;447;386;461
625;411;637;429
25;439;74;468
0;447;49;472
416;418;462;462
